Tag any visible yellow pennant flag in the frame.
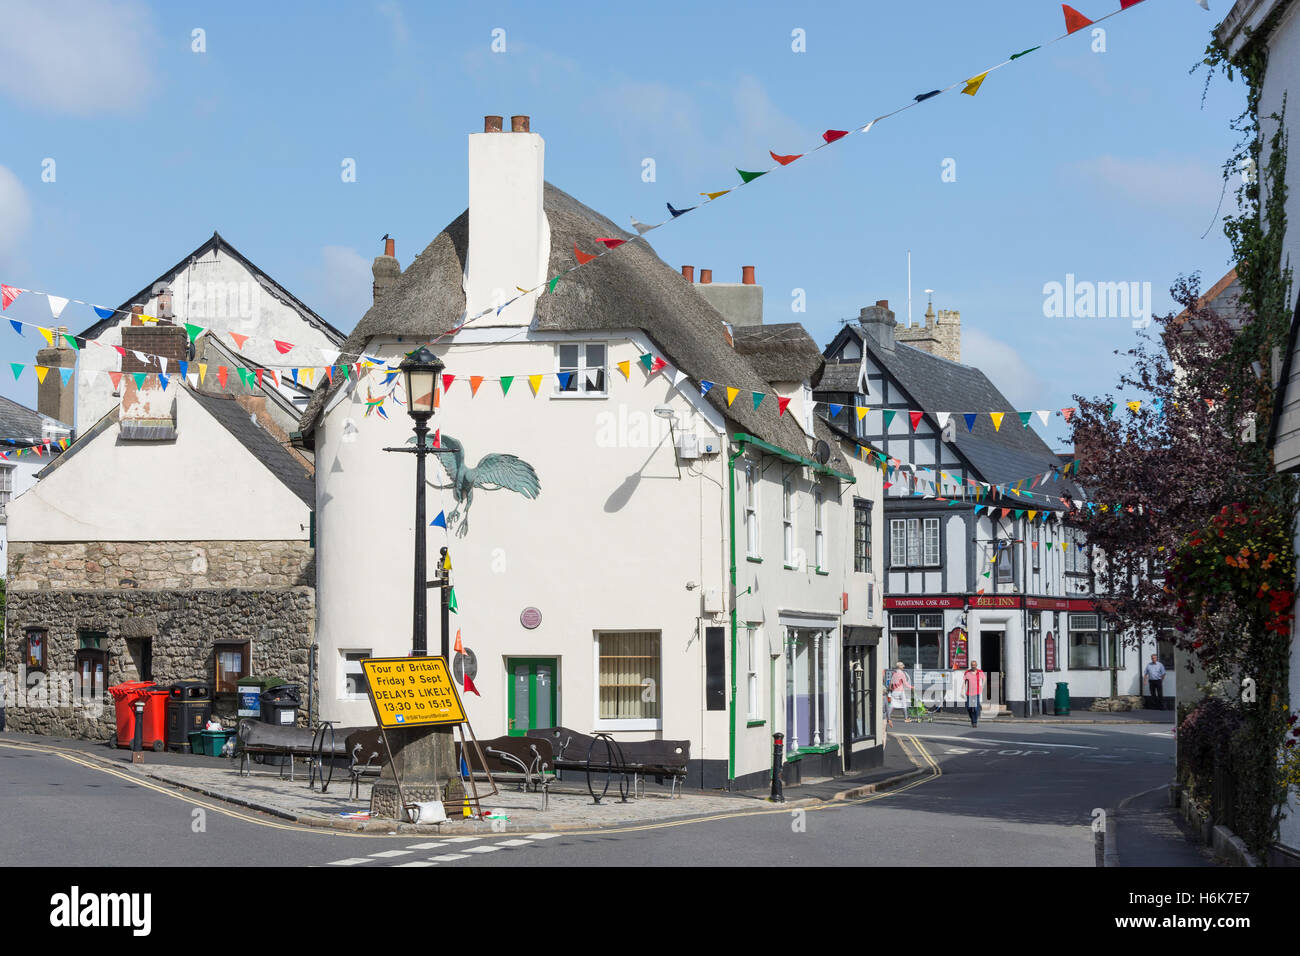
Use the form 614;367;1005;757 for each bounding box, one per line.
701;190;731;200
1061;541;1071;551
1126;400;1141;413
856;406;869;421
725;386;739;407
35;365;48;384
1028;510;1037;521
39;327;54;347
305;367;315;385
617;360;630;379
962;72;989;96
990;411;1005;432
198;363;208;385
528;374;544;396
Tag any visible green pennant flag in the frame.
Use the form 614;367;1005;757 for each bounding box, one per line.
752;392;764;410
63;334;80;351
500;375;514;396
184;323;204;343
237;367;251;387
1018;412;1032;428
132;372;146;389
10;363;22;381
341;364;351;380
1015;509;1025;519
1107;402;1116;417
448;587;458;613
736;169;767;184
982;570;991;579
639;354;653;370
1010;46;1040;60
882;409;896;429
548;276;560;293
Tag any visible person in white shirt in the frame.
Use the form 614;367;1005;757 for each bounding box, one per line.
1143;654;1167;709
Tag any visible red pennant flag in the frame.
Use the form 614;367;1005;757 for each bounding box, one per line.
218;366;228;389
274;339;293;355
770;150;802;166
822;129;849;143
463;672;481;697
1061;407;1075;422
255;368;264;387
573;242;597;265
595;238;626;248
1;285;21;310
113;345;127;357
650;357;667;374
443;373;455;392
777;396;791;416
33;444;43;457
1062;4;1093;34
1120;0;1144;7
1205;398;1216;410
108;371;123;390
909;410;923;430
433;428;441;448
229;332;250;350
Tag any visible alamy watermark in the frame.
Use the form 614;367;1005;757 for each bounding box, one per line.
2;667;106;719
1042;274;1154;328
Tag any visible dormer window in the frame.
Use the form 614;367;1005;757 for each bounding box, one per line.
554;343;607;397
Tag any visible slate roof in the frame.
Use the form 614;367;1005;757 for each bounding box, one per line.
188;390;315;506
812;362;862;392
731;323;824;385
841;327;1076;506
298;182;812;458
79;231;346;345
0;394;69;447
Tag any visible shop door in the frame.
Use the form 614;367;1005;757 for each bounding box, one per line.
507;658;557;736
980;631;1004;704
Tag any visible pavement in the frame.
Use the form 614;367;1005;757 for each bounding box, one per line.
906;707;1177;726
1109;783;1221;868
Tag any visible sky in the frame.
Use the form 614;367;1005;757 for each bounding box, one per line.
0;0;1249;451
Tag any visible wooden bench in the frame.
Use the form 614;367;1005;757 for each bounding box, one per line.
529;727;691;797
456;735;555;810
236;719;357;788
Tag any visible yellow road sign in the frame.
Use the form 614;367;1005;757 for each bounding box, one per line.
361;656;467;728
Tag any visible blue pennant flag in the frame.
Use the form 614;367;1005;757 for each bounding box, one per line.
291;368;299;384
667;202;696;218
92;306;114;320
9;320;22;335
700;381;714;396
963;413;977;432
557;371;572;390
178;361;188;377
828;403;843;417
430;511;447;529
59;367;73;386
1152;398;1164;416
158;373;170;390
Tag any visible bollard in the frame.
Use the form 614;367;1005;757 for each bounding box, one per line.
131;698;146;763
769;732;785;802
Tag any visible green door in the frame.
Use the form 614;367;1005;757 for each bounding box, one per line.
507;658;557;736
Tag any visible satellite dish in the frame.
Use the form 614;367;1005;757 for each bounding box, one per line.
814;440;831;465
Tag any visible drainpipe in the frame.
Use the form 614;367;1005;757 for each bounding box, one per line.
728;442;745;786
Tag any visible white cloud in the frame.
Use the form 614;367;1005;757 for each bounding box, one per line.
0;165;33;257
0;0;156;114
314;246;373;332
962;327;1046;410
1070;154;1232;216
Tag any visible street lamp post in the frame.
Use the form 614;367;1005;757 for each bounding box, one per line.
371;345;465;819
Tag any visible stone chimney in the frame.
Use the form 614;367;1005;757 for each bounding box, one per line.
858;300;897;352
693;265;763;328
372;236;401;304
465;114;549;326
36;326;76;427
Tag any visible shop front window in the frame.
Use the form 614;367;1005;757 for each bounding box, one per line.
890;614;942;670
1069;614;1101;668
785;627;836;751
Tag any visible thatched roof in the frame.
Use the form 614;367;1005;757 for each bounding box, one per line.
299;182;810;456
732;323;824;385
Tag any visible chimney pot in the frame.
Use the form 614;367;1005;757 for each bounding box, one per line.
681;265;695;282
384;237;395;258
700;269;713;284
876;299;889;309
741;265;756;285
484;115;503;133
511;115;530;132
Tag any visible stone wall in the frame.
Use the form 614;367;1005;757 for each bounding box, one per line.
3;587;314;740
7;540;313;592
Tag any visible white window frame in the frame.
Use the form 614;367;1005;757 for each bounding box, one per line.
593;630;662;731
339;649;371;701
814;489;826;571
553;342;608;398
892;518;940;569
744;461;760;558
783;477;795;567
746;625;762;721
0;463;13;516
890;519;907;567
923;518;940;568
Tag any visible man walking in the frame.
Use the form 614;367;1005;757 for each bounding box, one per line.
1143;654;1166;710
963;661;984;728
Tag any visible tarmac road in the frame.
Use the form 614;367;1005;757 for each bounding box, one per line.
0;722;1196;868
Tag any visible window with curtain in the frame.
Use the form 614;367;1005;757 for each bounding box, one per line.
854;498;872;573
744;462;759;557
598;631;661;720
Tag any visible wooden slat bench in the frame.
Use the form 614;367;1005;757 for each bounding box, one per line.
456;735;555;810
529;727;691;797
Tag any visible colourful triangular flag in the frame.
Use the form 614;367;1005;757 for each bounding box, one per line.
883;409;896;429
778;396;791;416
963;413;977;432
463;672;480;697
770;150;802;165
185;323;203;343
47;295;69;319
595;238;625;249
700;381;714;396
616;361;630;380
736;169;767;184
726;387;739;407
667;202;695;217
528;374;544;396
431;511;447;528
454;629;464;655
557;372;572;390
468;375;484;396
1;285;22;310
962;72;989;96
752;392;764;410
990;412;1005;431
823;129;849;143
132;372;146;389
700;190;731;200
573;243;597;265
1018;412;1032;428
274;339;293;355
1062;4;1093;34
500;375;513;396
448;587;458;613
35;366;48;384
9;363;22;381
229;332;249;350
909;410;923;430
829;403;843;417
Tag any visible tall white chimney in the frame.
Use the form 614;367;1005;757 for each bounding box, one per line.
464;115;549;327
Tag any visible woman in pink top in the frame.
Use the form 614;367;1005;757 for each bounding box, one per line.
963;662;984;727
887;662;912;728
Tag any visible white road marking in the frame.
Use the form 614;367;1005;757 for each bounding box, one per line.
439;836;482;843
405;842;446;849
495;839;534;847
462;845;501;854
327;858;373;866
429;853;469;862
524;833;562;840
396;860;438;867
905;732;1096;750
369;849;414;858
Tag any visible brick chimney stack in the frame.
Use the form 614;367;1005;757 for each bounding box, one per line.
372;236;401;304
36;325;76;427
692;265;763;327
